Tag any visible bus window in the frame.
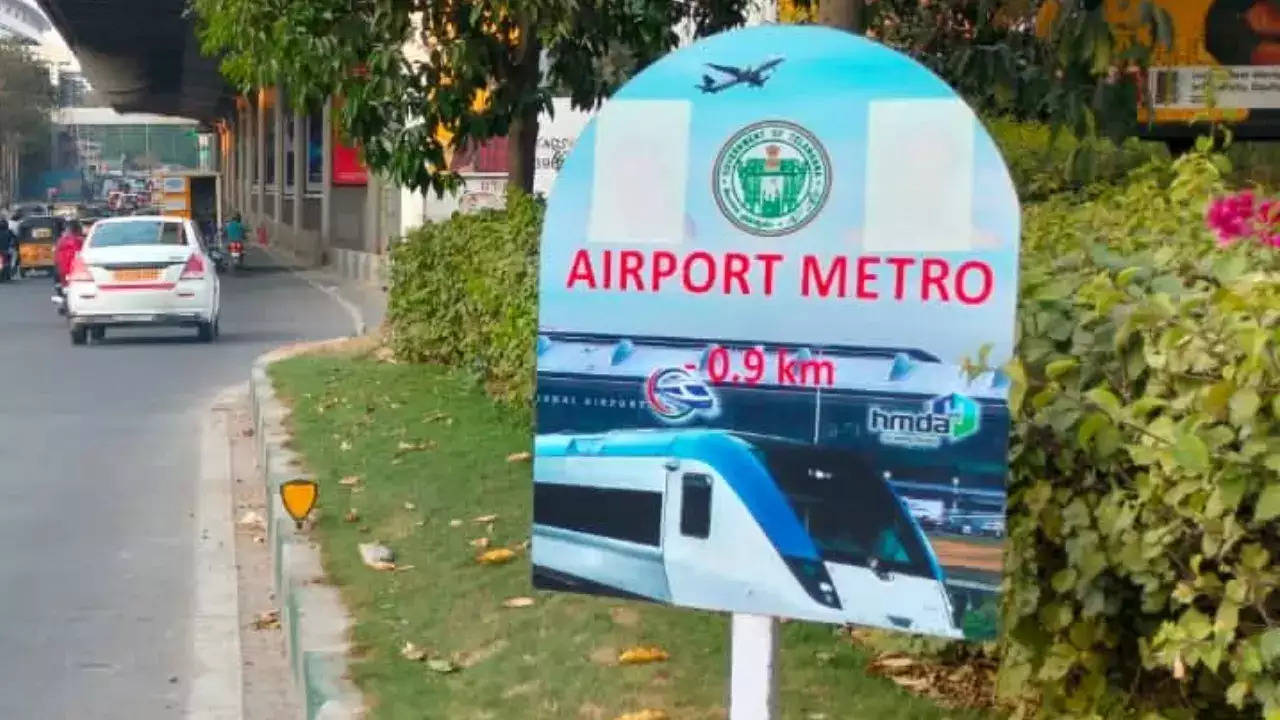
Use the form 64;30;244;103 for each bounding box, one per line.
680;473;712;538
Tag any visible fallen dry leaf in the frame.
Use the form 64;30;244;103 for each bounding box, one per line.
338;475;360;486
476;548;516;565
403;501;416;511
426;658;458;674
472;514;498;523
424;411;451;423
618;646;669;665
253;535;265;544
251;610;280;631
891;676;931;690
237;510;265;529
505;451;532;463
502;596;535;609
400;642;426;662
344;509;360;523
469;537;491;549
448;519;463;528
614;711;669;720
339;440;352;451
396;440;436;454
871;655;918;670
395;564;415;572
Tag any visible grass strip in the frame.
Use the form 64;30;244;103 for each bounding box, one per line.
269;352;987;720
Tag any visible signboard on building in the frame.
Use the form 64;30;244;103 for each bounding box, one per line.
532;25;1020;641
332;136;368;186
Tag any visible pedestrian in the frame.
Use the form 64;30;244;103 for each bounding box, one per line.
0;214;15;279
54;220;86;287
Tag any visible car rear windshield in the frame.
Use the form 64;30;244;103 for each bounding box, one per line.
90;221;187;248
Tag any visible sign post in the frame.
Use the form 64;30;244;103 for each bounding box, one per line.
532;24;1021;716
729;614;778;720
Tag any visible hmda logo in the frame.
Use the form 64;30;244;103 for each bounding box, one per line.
867;393;981;449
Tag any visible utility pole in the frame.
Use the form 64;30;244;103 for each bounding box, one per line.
816;0;866;33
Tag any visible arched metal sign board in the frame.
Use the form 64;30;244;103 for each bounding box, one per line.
533;24;1019;643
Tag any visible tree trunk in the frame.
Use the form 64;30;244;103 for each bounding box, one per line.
817;0;866;33
505;31;543;196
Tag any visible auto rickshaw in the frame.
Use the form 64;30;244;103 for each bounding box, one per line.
16;215;64;277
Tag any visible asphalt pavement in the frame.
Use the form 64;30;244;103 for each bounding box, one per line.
0;254;353;719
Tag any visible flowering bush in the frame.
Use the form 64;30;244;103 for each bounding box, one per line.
1206;190;1280;247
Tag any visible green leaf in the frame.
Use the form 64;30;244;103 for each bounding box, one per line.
1227;680;1251;709
1262;628;1280;663
1203;381;1234;420
1085;387;1123;418
1181;607;1213;641
1230;388;1261;427
1255;483;1280;523
1046;358;1079;380
1172;432;1210;473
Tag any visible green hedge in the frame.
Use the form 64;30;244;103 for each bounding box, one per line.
386;192;542;407
1003;146;1280;718
387;144;1279;718
985;118;1169;201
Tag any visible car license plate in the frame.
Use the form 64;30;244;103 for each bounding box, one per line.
113;314;154;323
32;228;51;239
112;268;161;282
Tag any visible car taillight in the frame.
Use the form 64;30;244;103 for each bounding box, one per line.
230;242;243;252
67;254;93;282
180;254;205;280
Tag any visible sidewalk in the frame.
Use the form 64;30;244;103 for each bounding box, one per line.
251;245;388;334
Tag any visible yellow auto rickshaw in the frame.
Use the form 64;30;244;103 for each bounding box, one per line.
16;215;64;277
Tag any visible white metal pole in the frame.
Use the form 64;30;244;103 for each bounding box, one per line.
729;613;778;720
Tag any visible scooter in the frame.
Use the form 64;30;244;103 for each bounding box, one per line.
229;240;245;270
51;282;66;315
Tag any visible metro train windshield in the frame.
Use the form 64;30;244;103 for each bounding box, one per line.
750;441;937;580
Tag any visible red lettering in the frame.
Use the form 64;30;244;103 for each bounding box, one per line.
921;258;950;302
955;260;994;305
652;251;677;291
566;249;597;289
683;251;717;293
756;253;782;296
887;257;915;300
602;249;613;289
801;256;847;298
724;252;751;294
856;256;880;300
620;250;644;291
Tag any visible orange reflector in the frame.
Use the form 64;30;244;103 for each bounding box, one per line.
280;479;318;527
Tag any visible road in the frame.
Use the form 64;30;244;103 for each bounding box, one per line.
0;258;352;719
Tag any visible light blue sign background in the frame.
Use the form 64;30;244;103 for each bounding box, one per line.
538;24;1019;366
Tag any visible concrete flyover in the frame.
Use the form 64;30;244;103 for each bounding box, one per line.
34;0;230;120
0;0;51;44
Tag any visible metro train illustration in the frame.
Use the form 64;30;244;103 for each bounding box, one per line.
532;429;962;637
532;332;1010;636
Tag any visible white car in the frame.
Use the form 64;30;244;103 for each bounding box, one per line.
65;215;221;345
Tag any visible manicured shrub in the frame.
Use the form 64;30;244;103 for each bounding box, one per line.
386;192;542;407
1001;143;1280;718
986;118;1168;201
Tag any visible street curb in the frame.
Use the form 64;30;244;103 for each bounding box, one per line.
250;341;366;720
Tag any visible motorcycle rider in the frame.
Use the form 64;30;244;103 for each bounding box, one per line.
54;220;86;289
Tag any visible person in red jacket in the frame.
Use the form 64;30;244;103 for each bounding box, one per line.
54;220;85;286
